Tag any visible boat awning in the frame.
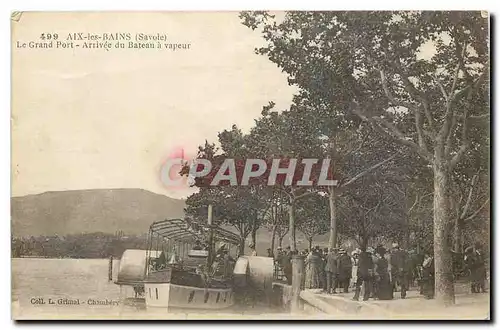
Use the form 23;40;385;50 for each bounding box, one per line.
149;218;241;246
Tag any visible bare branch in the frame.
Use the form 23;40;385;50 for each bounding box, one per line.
408;193;420;214
414;104;429;153
451;68;487;103
342;153;397;188
463;199;490;222
460;174;479;220
444;108;458;157
434;74;450;101
352;105;433;161
395;66;436;134
340;133;367;161
447;68;487;166
450;101;471;169
380;69;436;142
294;189;319;201
450;28;473;83
379;70;418;111
449;41;467;96
469;113;490;120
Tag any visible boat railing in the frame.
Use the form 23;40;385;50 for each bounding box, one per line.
273;260;286;282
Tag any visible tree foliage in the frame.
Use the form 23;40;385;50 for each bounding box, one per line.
241;10;489;305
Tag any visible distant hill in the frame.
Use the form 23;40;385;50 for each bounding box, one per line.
10;188;334;254
11;189;186;237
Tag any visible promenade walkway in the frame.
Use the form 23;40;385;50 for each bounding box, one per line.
302;282;490;320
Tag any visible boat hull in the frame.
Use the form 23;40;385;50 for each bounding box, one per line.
145;283;234;310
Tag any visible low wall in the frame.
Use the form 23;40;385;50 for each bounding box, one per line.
272;283;330;315
271;282;293;312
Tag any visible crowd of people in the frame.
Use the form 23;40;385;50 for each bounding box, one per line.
273;242;488;301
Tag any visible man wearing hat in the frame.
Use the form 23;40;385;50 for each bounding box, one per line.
353;246;374;301
338;248;353;293
267;248;274;258
390;242;408;299
249;242;257;256
421;249;435;299
324;247;339;294
222;246;235;279
464;246;482;293
281;246;292;285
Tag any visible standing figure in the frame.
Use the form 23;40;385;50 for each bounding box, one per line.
351;249;360;288
474;245;487;293
375;246;393;300
369;247;378;298
337;249;353;293
464;246;484;293
421;251;435;299
222;248;235;279
267;248;274;258
314;246;326;291
324;247;338;294
390;242;408;299
249;243;257;256
305;249;321;289
322;248;329;292
353;247;374;301
281;247;292;285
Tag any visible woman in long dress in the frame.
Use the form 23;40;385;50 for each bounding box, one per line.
305;250;321;289
421;252;435;299
375;247;393;300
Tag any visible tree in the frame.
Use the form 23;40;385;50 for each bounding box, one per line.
240;11;489;305
320;125;399;249
247;105;325;251
183;130;269;255
295;193;329;249
262;188;289;251
338;176;406;249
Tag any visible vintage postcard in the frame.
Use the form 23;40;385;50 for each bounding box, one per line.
11;11;490;320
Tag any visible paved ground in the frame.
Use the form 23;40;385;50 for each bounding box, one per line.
305;283;490;320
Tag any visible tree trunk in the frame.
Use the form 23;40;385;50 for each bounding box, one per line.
404;214;411;250
251;219;258;248
278;235;284;249
238;238;245;256
453;216;462;252
271;225;277;252
361;236;368;251
308;237;313;250
433;163;455;306
289;201;296;251
328;186;338;249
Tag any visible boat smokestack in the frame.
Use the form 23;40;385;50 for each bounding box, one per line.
208;204;213;225
108;256;113;281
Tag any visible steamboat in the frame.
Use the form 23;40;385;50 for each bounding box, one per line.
115;205;273;311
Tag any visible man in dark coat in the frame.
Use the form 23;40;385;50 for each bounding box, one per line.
222;248;235;279
353;247;374;301
324;248;338;294
267;248;274;258
338;249;353;293
464;246;486;293
281;246;292;285
374;246;393;300
421;250;435;299
322;247;329;291
390;242;408;299
474;246;487;293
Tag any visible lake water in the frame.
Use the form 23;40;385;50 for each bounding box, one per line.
11;258;292;320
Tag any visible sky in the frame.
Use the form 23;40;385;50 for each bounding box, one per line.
11;12;296;199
